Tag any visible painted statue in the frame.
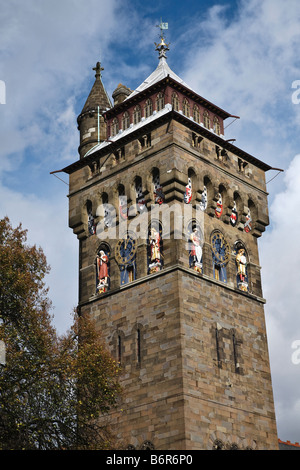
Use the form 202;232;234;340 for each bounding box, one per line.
236;248;248;291
244;208;252;233
96;250;109;293
190;227;202;273
149;227;162;273
184;178;192;204
215;193;223;218
199;186;207;211
119;195;128;220
230;201;238;227
88;208;96;235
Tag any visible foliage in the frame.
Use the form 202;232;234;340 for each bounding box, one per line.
0;217;122;450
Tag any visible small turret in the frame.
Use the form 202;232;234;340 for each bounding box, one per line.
77;62;112;159
112;83;132;106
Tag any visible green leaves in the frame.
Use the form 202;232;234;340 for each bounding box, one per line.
0;217;121;450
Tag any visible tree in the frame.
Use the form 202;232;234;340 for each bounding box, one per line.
0;217;122;450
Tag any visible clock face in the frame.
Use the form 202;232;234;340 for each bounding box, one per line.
115;232;137;265
210;231;230;266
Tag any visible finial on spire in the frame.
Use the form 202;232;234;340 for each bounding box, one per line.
155;18;170;60
93;61;104;80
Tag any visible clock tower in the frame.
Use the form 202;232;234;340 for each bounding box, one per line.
56;30;279;450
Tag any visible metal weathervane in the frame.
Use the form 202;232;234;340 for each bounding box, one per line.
155;18;170;59
156;18;168;39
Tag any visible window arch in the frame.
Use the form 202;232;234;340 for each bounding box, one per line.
118;184;127;220
156;92;164;111
203;110;210;129
122;111;130;130
144;98;153;118
112;330;125;365
133;105;141;124
86;200;95;236
182;98;190;117
152;168;165;204
171;92;179;111
213;116;220;135
135;176;146;213
111;117;119;136
193;105;200;123
245;199;256;233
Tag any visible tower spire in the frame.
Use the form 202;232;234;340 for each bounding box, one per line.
155;18;170;60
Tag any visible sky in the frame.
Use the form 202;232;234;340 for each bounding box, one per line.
1;0;300;444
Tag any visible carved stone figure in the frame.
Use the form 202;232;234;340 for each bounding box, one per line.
96;250;109;293
149;227;162;273
236;248;248;291
190;227;202;273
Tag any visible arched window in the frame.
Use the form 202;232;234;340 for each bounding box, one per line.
213;116;220;135
133;105;141;124
152;168;165;204
203;111;210;129
156;92;164;111
135;176;145;213
171;92;179;111
111;117;119;136
86;200;95;235
117;335;122;364
182;98;190;117
118;184;127;220
101;192;113;228
193;105;200;123
144;98;153;118
245;199;256;233
122;111;130;130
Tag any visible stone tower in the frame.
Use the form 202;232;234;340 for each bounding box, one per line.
57;33;279;450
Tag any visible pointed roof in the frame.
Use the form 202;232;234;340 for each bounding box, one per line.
80;62;112;115
126;56;191;100
126;37;192;100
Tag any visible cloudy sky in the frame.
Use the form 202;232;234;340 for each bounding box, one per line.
1;0;300;444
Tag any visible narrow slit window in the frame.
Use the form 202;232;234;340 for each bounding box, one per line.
118;335;122;364
137;329;141;364
232;331;240;371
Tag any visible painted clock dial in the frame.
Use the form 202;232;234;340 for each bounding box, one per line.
115;231;137;265
210;231;230;266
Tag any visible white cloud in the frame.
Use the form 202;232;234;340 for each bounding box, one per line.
180;0;300;170
0;179;78;334
260;154;300;442
0;0;121;333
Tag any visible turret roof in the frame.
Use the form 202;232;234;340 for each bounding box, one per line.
80;62;112;115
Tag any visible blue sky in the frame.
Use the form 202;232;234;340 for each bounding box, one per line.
1;0;300;444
